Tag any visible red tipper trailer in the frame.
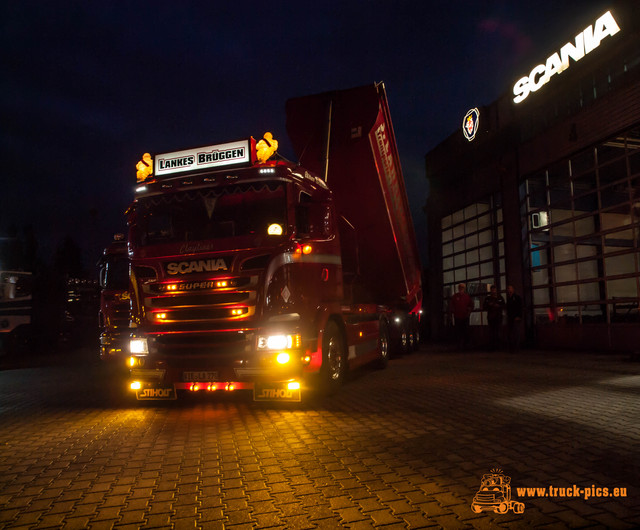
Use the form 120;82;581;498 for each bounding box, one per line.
286;82;422;350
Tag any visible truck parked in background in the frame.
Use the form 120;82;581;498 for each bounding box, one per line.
125;83;421;401
0;271;32;355
98;235;130;361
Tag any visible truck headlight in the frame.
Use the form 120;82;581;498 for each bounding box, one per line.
257;334;301;350
130;337;149;354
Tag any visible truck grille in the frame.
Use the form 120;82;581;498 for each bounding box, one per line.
153;331;253;360
143;275;258;324
149;292;247;308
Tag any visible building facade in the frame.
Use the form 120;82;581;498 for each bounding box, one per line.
425;2;640;350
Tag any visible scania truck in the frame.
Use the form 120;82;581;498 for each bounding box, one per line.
125;83;421;401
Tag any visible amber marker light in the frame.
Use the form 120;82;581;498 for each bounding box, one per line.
216;280;228;288
156;312;168;321
302;244;313;255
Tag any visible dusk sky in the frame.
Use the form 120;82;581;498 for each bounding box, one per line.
1;0;613;272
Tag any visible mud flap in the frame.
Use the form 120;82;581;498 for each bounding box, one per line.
253;382;301;402
135;384;177;400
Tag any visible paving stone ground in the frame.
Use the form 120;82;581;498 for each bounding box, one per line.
0;345;639;528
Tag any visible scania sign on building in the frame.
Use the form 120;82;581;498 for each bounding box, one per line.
155;139;252;177
513;11;620;104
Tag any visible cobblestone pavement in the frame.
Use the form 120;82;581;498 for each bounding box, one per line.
0;346;639;529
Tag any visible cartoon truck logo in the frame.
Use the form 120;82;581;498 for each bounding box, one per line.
471;469;525;514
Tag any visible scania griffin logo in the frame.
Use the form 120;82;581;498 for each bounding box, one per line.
166;259;229;275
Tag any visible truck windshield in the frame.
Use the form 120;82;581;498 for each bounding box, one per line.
133;182;286;247
101;256;129;291
0;272;32;300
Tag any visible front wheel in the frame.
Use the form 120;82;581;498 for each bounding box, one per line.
319;320;347;394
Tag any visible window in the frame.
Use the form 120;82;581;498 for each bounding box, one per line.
441;195;504;326
522;127;640;325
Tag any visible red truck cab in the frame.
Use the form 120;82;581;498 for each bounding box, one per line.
127;149;384;400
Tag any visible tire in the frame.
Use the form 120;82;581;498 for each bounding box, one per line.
412;320;421;351
391;327;408;357
319;320;347;393
407;327;415;352
375;320;390;370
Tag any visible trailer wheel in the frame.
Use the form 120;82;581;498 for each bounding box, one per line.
374;320;390;369
320;320;346;393
412;320;421;351
391;328;408;357
407;327;415;352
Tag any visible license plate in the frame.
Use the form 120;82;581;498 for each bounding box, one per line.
253;382;301;402
183;371;218;382
136;384;177;400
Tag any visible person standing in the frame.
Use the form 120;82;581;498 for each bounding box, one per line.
506;285;523;352
483;285;505;351
450;283;474;350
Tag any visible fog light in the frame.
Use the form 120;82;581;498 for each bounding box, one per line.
276;353;290;364
130;381;142;390
287;381;301;390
